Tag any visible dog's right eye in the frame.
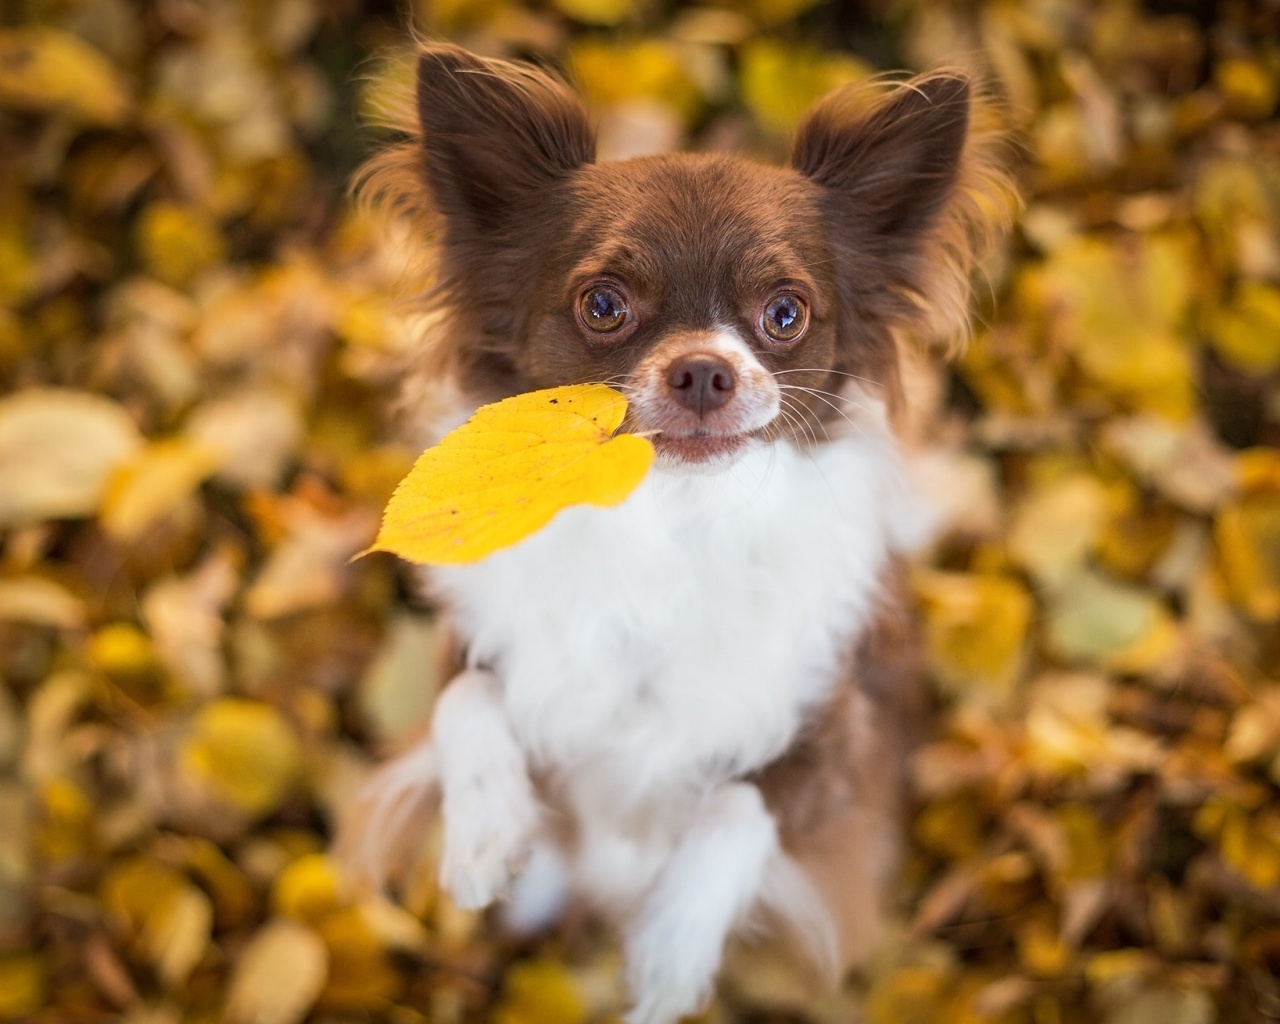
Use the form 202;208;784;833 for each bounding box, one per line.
578;286;629;335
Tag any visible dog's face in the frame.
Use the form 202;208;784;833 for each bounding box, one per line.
413;46;971;467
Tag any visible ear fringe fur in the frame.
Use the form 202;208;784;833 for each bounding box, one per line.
917;68;1021;355
798;67;1020;356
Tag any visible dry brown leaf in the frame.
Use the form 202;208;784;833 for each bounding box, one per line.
224;919;328;1024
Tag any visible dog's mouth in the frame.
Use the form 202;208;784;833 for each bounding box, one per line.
649;428;756;466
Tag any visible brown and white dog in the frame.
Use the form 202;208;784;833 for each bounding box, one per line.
340;43;1009;1024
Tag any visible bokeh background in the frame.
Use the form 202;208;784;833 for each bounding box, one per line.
2;0;1280;1022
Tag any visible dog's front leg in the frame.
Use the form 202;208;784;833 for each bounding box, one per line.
624;782;778;1024
434;667;540;910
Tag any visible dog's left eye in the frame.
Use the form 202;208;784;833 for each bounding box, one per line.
579;286;629;334
761;293;808;344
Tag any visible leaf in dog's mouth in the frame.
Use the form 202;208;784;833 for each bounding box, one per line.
363;384;654;565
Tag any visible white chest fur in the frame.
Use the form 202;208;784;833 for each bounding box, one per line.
431;432;917;824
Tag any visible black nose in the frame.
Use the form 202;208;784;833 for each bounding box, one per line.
665;355;736;415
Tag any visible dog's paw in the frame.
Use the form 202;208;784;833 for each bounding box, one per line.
438;772;540;910
623;901;722;1024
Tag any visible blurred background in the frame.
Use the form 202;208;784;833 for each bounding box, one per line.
2;0;1279;1022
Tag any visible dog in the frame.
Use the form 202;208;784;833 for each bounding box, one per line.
339;42;1009;1024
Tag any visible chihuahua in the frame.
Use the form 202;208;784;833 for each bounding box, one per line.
340;43;1008;1024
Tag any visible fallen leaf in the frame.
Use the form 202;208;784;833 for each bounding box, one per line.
224;919;328;1024
100;438;222;541
493;957;588;1024
0;577;87;630
0;952;44;1018
178;698;302;816
0;28;131;125
0;389;143;526
365;384;654;566
916;570;1034;706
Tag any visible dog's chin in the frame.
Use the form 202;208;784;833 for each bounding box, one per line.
652;431;758;474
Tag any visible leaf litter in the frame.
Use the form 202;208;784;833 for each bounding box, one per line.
1;0;1278;1022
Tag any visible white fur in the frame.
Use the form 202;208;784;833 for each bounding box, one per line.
420;406;919;1019
433;668;541;909
624;783;778;1024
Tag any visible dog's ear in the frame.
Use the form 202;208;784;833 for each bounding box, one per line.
792;73;969;248
416;45;594;234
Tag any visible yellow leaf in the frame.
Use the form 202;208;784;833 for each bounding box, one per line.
87;622;156;676
148;882;213;987
1007;474;1108;583
0;28;131;126
1216;449;1280;621
136;201;227;288
273;853;344;923
0;952;44;1017
315;906;402;1009
739;39;872;136
493;958;588;1024
915;571;1033;705
865;965;953;1024
1218;806;1280;890
366;385;654;566
1036;234;1198;419
1017;915;1069;978
1206;281;1280;374
37;777;95;862
100;438;222;541
1215;57;1278;120
179;698;302;816
570;41;702;121
552;0;634;25
0;388;143;526
225;919;329;1024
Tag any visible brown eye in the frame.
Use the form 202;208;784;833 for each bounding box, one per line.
579;286;629;334
761;293;808;343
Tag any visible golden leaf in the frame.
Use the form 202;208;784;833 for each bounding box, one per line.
739;39;871;136
99;855;212;985
100;438;223;541
1216;449;1280;621
552;0;634;26
273;853;344;924
178;698;302;816
570;41;702;121
493;958;588;1024
366;385;654;566
1035;234;1198;419
225;919;329;1024
0;952;44;1018
0;28;131;125
315;906;403;1008
1206;281;1280;373
1007;473;1108;583
0;389;143;526
915;570;1033;705
136;201;227;288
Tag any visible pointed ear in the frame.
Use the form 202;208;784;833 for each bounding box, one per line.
416;45;594;234
791;73;970;243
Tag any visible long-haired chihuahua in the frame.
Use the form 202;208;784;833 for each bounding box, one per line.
339;43;1011;1024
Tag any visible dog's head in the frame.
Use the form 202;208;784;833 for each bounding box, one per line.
389;44;999;467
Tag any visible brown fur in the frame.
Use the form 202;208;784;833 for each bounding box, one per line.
754;563;928;967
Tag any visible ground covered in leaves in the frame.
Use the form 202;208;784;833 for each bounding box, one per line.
2;0;1280;1022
